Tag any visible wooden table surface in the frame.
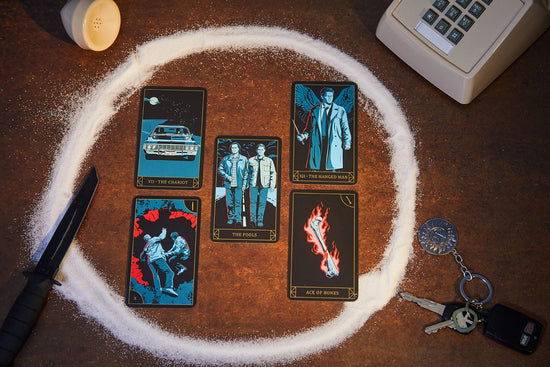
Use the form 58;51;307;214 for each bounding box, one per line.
1;1;549;366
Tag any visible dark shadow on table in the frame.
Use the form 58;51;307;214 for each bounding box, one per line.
21;0;74;45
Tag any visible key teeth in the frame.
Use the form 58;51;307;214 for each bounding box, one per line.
424;320;456;334
397;291;411;300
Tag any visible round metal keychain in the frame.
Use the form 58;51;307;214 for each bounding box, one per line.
417;218;458;255
417;218;493;306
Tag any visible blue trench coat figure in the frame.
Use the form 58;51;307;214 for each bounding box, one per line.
298;88;352;171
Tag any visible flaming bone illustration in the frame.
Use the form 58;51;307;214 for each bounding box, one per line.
309;216;340;278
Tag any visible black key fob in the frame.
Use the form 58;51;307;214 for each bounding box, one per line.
483;304;543;354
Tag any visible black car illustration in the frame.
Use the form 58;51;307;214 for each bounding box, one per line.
143;121;199;160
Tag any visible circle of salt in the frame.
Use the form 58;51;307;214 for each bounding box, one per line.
33;26;417;365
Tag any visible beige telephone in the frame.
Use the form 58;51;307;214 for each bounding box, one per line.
376;0;550;104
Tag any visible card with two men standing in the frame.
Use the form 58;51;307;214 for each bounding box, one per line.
211;136;281;243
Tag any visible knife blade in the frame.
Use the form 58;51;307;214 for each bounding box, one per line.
0;166;98;367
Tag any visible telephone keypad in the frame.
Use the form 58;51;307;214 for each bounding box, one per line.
421;0;492;46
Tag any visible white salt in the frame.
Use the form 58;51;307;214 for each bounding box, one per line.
29;26;418;365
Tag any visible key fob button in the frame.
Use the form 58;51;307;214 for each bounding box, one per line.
524;321;535;335
483;304;542;354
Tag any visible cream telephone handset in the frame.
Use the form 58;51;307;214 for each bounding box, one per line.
376;0;550;104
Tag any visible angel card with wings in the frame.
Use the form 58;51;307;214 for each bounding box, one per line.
290;82;357;185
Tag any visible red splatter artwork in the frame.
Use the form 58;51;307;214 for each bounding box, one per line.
130;256;149;286
134;218;143;238
143;209;159;222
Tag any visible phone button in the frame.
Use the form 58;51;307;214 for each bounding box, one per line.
422;9;439;25
433;0;450;12
469;2;486;18
456;0;473;9
445;6;462;22
457;15;475;31
447;28;464;44
435;18;452;34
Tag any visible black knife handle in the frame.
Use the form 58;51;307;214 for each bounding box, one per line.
0;273;54;367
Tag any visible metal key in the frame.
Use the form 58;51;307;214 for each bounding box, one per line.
424;306;479;334
424;319;456;334
399;291;447;314
398;291;473;334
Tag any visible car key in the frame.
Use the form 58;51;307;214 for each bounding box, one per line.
424;319;456;334
424;306;479;334
398;291;476;334
482;304;543;354
399;291;464;317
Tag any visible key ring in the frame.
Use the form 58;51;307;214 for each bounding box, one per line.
460;273;493;306
417;219;495;306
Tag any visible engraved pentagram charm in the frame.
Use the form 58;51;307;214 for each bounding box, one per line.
417;218;458;255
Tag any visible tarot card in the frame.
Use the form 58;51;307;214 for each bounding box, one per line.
290;81;357;185
288;190;358;301
126;197;200;307
211;136;281;242
135;86;206;189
